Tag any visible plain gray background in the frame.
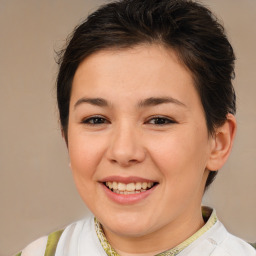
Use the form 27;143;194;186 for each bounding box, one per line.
0;1;255;255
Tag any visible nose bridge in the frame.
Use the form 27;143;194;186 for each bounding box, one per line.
107;119;145;166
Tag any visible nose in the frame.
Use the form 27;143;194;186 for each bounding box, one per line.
106;122;146;167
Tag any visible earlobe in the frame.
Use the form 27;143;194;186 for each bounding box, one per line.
207;114;236;171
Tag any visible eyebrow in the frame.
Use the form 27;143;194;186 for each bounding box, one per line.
138;97;187;108
74;96;187;109
74;97;109;109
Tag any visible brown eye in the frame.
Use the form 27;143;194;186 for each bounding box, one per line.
82;116;109;125
147;117;175;125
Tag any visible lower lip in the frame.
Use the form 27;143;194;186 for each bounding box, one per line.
101;183;157;205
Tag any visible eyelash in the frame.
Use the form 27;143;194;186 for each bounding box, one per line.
81;115;109;125
145;116;176;125
81;115;176;126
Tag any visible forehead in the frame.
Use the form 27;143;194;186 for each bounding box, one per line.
71;44;201;109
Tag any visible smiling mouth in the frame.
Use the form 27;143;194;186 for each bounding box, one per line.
104;181;158;195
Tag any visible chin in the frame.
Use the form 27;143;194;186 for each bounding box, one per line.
101;212;156;237
109;223;151;238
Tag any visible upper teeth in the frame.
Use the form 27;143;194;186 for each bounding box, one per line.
106;181;154;192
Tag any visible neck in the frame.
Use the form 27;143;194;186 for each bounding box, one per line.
103;206;205;256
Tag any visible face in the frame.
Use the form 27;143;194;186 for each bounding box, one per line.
68;44;214;239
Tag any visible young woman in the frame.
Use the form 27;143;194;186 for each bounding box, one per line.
16;0;255;255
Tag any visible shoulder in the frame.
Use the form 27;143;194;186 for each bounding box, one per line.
209;221;256;256
15;216;94;256
15;236;48;256
15;229;64;256
191;216;256;256
218;233;256;256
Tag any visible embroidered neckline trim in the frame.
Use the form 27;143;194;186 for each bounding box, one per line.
95;206;217;256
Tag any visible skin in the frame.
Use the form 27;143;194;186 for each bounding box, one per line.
67;44;236;255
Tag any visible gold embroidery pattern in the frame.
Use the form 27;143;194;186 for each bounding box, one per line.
95;207;217;256
95;218;120;256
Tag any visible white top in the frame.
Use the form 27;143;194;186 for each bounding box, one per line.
19;213;255;256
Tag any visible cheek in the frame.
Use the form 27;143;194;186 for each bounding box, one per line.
148;129;209;183
68;130;106;181
68;131;107;207
150;135;209;212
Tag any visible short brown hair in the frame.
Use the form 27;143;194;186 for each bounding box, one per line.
57;0;236;189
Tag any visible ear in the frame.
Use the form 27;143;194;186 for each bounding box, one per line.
206;114;236;171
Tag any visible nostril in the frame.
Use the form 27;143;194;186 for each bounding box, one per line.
129;159;139;163
109;157;139;167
